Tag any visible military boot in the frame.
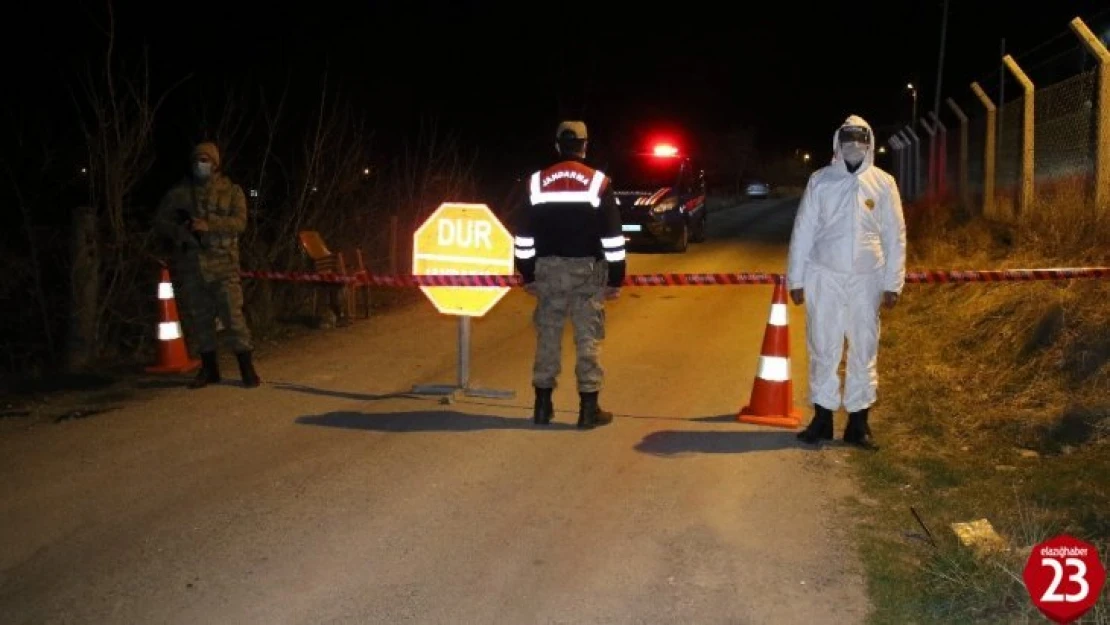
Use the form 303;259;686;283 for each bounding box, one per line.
189;351;221;389
796;404;834;444
236;351;262;388
843;408;878;450
577;391;613;429
533;387;554;425
596;404;614;423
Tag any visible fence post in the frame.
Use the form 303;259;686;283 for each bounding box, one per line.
947;97;971;211
898;132;911;198
889;136;904;189
1070;16;1110;213
971;82;997;219
898;129;911;201
919;117;938;201
67;206;99;371
930;111;949;199
907;126;924;203
1002;54;1035;220
919;118;936;202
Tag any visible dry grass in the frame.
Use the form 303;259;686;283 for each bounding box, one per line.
852;182;1110;623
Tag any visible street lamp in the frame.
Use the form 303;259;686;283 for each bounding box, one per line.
906;82;918;124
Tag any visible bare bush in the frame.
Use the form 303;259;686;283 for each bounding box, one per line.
122;69;481;331
1;15;484;382
67;4;190;368
1;119;66;366
385;117;480;275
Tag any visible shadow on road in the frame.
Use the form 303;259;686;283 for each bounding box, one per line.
689;414;745;424
272;382;411;402
296;410;578;432
455;400;761;425
133;378;191;390
634;429;808;456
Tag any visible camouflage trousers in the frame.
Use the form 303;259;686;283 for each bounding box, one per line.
532;256;607;393
173;262;253;354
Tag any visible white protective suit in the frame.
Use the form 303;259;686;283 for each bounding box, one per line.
786;115;907;413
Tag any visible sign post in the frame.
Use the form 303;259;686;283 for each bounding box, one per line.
410;202;516;401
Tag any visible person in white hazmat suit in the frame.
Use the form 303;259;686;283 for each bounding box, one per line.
786;115;907;450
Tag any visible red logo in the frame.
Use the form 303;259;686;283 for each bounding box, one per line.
1023;534;1105;623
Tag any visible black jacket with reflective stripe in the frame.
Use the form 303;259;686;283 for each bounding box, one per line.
512;156;626;288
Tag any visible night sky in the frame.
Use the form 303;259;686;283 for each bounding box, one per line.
9;0;1110;187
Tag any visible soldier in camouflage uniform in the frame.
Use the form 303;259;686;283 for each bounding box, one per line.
154;141;261;389
513;121;627;429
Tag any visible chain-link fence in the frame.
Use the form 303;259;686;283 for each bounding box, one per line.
1035;69;1096;182
883;12;1108;222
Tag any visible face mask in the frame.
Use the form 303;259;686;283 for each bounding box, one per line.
193;162;212;179
840;142;867;166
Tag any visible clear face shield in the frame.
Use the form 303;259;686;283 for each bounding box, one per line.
837;126;871;166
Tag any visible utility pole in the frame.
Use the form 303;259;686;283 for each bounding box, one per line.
932;0;949;118
908;82;918;125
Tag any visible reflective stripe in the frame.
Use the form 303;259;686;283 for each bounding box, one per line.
413;253;514;267
532;191;600;206
601;236;624;249
769;304;788;327
158;321;181;341
158;282;174;300
514;236;535;247
530;170;606;207
636;187;671;206
588;169;606;195
604;249;626;262
515;248;536;259
757;356;791;382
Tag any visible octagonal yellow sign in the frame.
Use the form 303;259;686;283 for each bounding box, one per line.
412;202;515;317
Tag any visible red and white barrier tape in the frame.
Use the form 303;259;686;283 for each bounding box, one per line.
238;268;1110;287
905;268;1110;283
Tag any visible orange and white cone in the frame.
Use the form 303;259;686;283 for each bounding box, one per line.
737;278;802;429
145;266;200;374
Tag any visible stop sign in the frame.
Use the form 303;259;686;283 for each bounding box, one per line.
412;202;515;317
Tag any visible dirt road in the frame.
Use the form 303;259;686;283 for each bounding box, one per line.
0;197;871;624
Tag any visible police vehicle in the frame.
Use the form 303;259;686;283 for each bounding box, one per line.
603;143;707;253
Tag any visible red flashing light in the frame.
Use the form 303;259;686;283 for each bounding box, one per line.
653;143;679;157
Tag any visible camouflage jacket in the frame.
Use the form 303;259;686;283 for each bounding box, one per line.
154;173;248;280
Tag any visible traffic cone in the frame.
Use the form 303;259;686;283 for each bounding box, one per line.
737;277;802;429
145;265;200;374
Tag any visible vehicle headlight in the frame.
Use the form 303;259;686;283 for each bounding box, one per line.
651;199;677;214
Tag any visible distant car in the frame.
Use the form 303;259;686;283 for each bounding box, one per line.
745;181;770;199
602;143;708;253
